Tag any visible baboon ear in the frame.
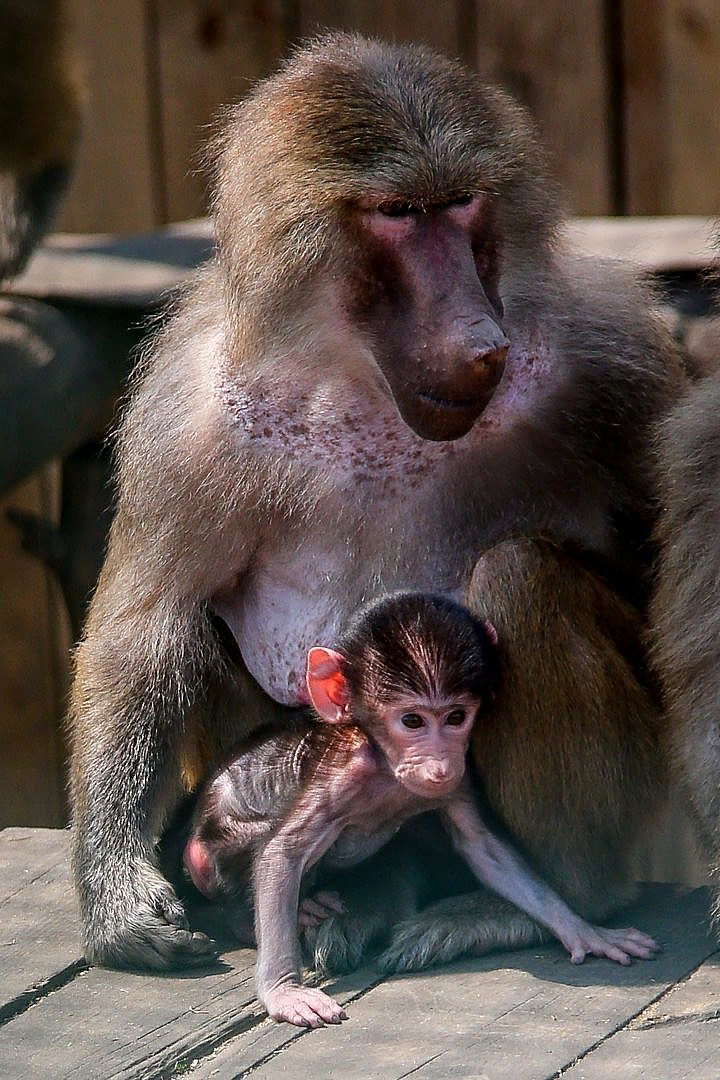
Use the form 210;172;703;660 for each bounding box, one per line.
482;619;499;646
306;647;350;723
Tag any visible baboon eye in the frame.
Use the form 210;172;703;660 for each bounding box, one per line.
446;709;467;726
401;712;424;729
379;201;416;217
450;193;473;207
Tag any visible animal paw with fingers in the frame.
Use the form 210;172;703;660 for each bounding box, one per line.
563;922;660;965
263;983;348;1028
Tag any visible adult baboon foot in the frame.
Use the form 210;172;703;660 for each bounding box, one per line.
377;892;547;974
302;908;384;976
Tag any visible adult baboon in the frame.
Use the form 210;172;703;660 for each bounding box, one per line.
69;33;682;971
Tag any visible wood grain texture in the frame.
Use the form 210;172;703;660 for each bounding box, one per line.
0;478;68;829
191;885;719;1080
563;958;720;1079
298;0;462;54
54;0;158;232
1;829;717;1080
470;0;611;215
0;828;80;1011
152;0;291;223
622;0;720;215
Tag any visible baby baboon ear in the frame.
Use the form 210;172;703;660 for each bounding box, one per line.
306;648;350;723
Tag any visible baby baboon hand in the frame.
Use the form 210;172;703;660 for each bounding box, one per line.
298;890;346;929
563;922;660;966
263;983;348;1028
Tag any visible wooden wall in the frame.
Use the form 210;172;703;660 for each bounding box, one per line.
55;0;720;237
0;469;70;828
2;0;720;830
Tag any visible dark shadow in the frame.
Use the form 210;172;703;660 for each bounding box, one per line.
46;223;214;269
366;883;718;991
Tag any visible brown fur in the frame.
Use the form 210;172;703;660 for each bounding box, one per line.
69;33;683;971
0;0;82;278
650;375;720;926
310;539;667;976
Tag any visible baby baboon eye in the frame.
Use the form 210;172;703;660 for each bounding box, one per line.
401;712;424;729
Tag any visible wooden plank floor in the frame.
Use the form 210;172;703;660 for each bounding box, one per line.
1;827;718;1080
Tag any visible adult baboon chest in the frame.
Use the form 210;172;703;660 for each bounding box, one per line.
212;456;471;706
213;336;609;706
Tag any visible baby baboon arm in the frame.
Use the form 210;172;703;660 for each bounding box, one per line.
253;793;348;1027
441;791;659;965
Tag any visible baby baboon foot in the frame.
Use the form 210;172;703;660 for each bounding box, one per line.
263;983;348;1028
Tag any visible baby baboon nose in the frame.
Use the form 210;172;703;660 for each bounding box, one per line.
425;760;452;784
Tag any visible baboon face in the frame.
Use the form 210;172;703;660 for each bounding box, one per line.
345;192;508;441
216;37;555;441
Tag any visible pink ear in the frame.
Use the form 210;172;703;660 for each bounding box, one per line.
306;647;350;723
482;619;498;647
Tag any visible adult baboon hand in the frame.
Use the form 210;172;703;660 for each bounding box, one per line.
83;862;218;970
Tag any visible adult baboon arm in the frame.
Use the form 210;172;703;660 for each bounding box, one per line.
68;289;283;969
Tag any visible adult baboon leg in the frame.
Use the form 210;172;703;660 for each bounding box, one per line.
377;538;666;972
70;593;289;970
651;375;720;926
